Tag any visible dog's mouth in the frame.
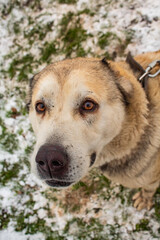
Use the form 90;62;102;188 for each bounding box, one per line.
45;179;73;188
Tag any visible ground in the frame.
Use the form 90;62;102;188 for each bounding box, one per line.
0;0;160;239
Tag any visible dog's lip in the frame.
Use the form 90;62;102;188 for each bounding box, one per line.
45;179;73;188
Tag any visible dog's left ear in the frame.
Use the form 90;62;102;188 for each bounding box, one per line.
29;76;35;88
101;58;133;105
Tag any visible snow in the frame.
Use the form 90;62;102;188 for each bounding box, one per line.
0;228;45;240
0;187;14;208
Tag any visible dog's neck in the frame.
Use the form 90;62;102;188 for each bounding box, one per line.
98;63;150;165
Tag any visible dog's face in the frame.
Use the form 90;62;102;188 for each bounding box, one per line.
29;58;129;188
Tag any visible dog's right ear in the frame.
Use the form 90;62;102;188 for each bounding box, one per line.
101;58;133;105
101;57;110;68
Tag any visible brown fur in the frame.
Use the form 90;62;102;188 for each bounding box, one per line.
100;51;160;210
29;51;160;210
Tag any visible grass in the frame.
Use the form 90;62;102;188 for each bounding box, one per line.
24;21;54;44
40;41;57;63
7;54;34;81
59;11;89;57
154;188;160;221
77;8;95;16
64;217;121;240
135;219;150;232
0;161;20;186
0;210;11;230
0;117;18;153
58;0;77;3
98;32;119;49
0;0;42;17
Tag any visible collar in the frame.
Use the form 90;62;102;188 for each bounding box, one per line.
126;52;160;90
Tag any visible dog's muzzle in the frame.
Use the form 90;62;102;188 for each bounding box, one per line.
35;144;73;187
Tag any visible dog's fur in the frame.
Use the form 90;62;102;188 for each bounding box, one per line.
28;51;160;210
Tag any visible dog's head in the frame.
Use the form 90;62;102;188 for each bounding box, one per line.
28;58;132;188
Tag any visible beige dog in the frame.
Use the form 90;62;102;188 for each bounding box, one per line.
28;51;160;210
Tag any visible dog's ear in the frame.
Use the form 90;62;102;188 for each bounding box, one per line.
101;57;110;68
29;73;39;89
101;58;133;105
29;76;34;88
114;77;133;105
26;75;37;111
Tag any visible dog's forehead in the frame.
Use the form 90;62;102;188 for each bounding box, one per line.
66;69;107;97
32;58;110;100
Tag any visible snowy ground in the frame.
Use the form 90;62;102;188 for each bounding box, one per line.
0;0;160;239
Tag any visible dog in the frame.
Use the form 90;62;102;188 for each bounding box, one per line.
28;50;160;210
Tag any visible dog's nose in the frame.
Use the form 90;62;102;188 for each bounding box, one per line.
35;144;68;178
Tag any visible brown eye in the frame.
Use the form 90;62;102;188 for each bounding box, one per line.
35;101;46;113
81;100;98;113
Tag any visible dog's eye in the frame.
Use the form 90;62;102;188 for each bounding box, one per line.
35;101;46;113
80;100;98;113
